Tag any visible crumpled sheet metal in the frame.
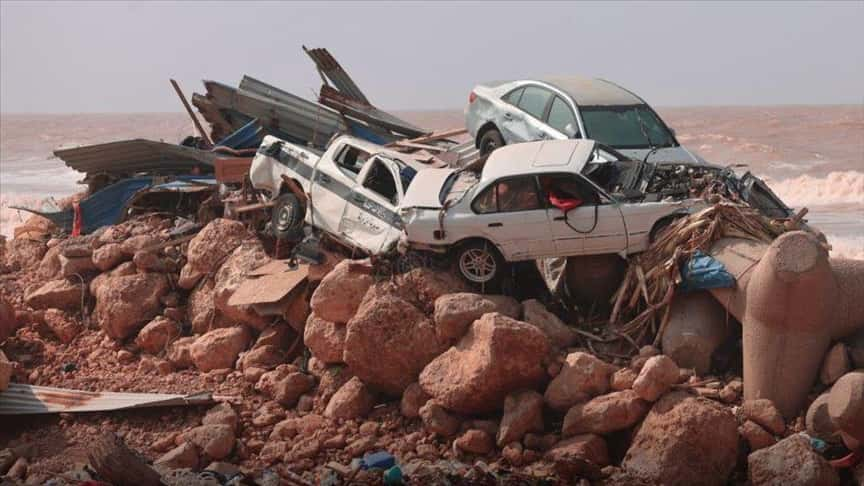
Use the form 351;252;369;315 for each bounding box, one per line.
0;383;214;415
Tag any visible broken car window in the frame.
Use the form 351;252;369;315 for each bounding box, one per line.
539;174;600;207
362;160;399;205
502;87;525;106
517;86;554;120
335;145;370;179
472;183;498;214
546;97;578;136
497;176;542;212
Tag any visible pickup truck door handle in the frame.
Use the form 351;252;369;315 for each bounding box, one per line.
488;222;503;227
503;112;514;120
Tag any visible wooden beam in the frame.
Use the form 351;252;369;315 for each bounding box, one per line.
170;79;213;146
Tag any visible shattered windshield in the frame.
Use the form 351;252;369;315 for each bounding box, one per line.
580;105;676;149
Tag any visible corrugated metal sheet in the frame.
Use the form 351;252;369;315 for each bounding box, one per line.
0;383;214;415
319;85;428;138
304;46;370;105
54;139;218;175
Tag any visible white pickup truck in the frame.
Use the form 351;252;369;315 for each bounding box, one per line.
249;134;438;254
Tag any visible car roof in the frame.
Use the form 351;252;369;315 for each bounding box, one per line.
481;139;597;183
542;76;644;106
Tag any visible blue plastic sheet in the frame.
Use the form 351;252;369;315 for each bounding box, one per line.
679;250;735;292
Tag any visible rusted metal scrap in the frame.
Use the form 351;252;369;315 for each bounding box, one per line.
0;383;217;414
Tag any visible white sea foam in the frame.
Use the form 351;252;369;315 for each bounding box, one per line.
767;171;864;207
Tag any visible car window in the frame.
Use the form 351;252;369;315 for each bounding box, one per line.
538;174;601;206
334;145;370;179
546;97;579;136
580;105;676;149
517;86;553;120
472;184;498;214
497;176;542;212
362;159;399;205
502;87;524;106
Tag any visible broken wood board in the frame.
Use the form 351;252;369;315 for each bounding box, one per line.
229;261;309;308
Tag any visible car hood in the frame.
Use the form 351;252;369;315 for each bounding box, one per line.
618;146;709;165
402;168;456;209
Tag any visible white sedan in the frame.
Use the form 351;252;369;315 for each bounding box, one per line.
401;139;704;285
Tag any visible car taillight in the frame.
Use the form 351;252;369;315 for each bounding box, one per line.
468;91;477;104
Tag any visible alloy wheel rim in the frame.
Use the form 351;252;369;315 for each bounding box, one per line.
459;248;496;283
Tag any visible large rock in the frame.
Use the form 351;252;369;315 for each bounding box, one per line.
827;371;864;443
747;435;838;486
273;372;315;407
454;429;494;455
59;254;98;277
400;382;430;418
303;313;347;364
806;393;838;442
190;326;252;372
135;317;180;354
740;399;785;435
5;238;47;269
344;294;445;395
632;355;679;402
562;390;649;436
91;243;126;272
310;259;374;324
182;424;235;460
419;312;549;414
36;245;62;279
544;434;610;469
1;297;19;343
94;273;169;339
166;336;196;369
120;234;162;257
622;392;738;486
25;279;86;311
819;342;850;385
497;390;544;447
43;308;82;343
433;293;521;341
186;218;248;274
154;442;199;470
213;241;271;329
419;400;461;438
324;376;375;419
521;299;576;349
89;261;135;296
187;277;227;334
544;352;615;411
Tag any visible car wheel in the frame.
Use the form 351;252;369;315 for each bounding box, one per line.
478;128;505;156
271;193;304;241
455;240;505;285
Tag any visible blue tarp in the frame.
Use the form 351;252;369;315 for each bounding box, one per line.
216;118;264;150
679;250;735;292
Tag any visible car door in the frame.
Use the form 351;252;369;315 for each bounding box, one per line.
544;96;580;140
470;175;555;260
339;157;403;254
538;173;628;256
501;85;555;144
308;143;355;236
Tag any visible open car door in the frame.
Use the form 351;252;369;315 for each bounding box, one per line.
338;156;404;254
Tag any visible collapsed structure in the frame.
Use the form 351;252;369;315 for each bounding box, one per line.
1;46;863;485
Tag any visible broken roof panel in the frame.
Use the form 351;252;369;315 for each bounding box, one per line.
54;139;218;176
0;383;214;415
304;46;370;105
319;85;428;138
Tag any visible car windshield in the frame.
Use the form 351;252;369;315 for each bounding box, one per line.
580;105;676;149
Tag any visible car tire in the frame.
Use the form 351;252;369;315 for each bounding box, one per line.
478;128;505;156
271;193;305;241
454;240;506;287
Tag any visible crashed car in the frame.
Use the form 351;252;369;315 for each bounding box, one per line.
465;76;708;164
400;139;708;284
249;134;440;253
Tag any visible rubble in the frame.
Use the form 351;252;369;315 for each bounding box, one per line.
544;351;615;411
747;435;839;486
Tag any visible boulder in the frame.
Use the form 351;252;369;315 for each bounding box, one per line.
610;368;637;391
433;293;521;341
387;267;468;313
0;297;17;343
187;277;228;334
740;399;785;435
273;372;316;407
59;254;98;277
622;392;738;486
42;308;82;343
632;355;679;402
238;345;284;372
166;337;196;369
324;376;376;419
89;261;136;296
827;371;864;442
806;393;838;442
182;424;234;460
455;429;494;455
819;342;850;385
400;382;430;418
345;294;445;395
213;241;271;330
747;435;838;486
153;442;199;470
5;238;46;269
310;259;374;324
738;420;776;451
133;251;168;273
202;403;239;433
419;401;461;438
255;323;293;349
190;326;251;372
134;317;180;354
303;313;346;364
562;390;649;436
36;245;62;279
521;299;576;348
544;352;615;411
94;273;169;339
177;263;205;290
186;218;248;274
92;243;126;272
120;234;162;257
545;434;610;468
25;279;85;311
420;313;549;414
497;390;544;447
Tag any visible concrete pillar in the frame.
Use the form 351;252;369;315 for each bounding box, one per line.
661;291;730;376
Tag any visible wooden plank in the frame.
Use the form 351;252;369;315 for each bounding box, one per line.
391;141;447;152
228;264;309;307
403;127;467;145
170;79;212;146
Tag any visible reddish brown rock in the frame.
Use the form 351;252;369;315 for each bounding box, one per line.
154;442;199;470
186;218;248;274
747;435;838;486
562;390;649;436
345;294;446;395
433;292;521;341
6;238;47;269
632;355;679;402
273;372;315;407
59;254;98;277
827;371;864;443
213;241;271;330
497;390;544;447
454;429;494;455
521;299;577;349
420;313;549;414
806;393;837;442
25;278;86;311
94;273;168;339
238;345;285;373
182;424;235;460
622;392;738;486
135;317;180;354
303;313;347;364
310;259;375;324
187;277;227;334
89;261;136;296
133;251;167;273
610;368;637;391
42;308;82;343
740;399;785;435
178;263;205;290
819;342;850;386
419;400;461;438
0;297;17;343
545;434;610;468
255;323;293;349
387;267;468;313
166;336;196;369
120;234;162;257
400;382;430;418
202;403;239;433
739;420;776;451
255;364;299;397
544;352;615;411
324;376;375;419
190;326;251;372
92;243;126;272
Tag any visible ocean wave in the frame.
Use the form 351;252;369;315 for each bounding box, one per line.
828;235;864;260
767;171;864;207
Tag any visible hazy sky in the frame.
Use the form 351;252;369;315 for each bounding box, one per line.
1;1;862;113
